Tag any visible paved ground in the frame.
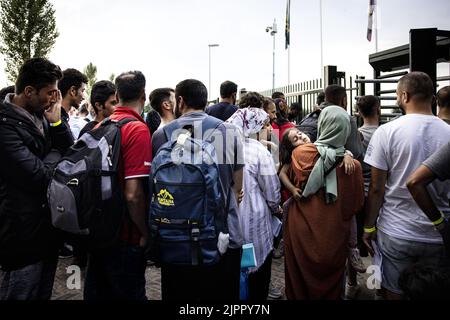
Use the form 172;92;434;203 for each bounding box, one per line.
49;255;376;300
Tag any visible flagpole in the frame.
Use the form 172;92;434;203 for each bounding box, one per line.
286;0;291;85
288;46;291;85
375;0;379;52
319;0;324;79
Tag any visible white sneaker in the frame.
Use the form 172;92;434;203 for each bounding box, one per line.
349;247;366;273
345;282;360;300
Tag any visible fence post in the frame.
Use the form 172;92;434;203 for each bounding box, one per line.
324;65;338;86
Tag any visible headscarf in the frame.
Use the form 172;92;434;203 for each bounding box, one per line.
226;107;269;137
302;105;351;203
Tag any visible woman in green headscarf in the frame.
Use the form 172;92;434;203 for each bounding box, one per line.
284;106;364;300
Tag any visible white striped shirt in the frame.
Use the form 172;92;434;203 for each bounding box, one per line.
239;138;281;272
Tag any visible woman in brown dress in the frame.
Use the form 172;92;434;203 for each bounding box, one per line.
284;106;364;300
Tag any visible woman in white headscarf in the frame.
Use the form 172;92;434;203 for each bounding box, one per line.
227;108;281;300
284;106;364;300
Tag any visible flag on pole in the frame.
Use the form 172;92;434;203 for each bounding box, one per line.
367;0;376;41
285;0;290;49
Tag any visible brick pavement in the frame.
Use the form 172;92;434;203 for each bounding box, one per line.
48;255;376;300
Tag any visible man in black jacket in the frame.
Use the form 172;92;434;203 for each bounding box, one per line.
0;58;73;300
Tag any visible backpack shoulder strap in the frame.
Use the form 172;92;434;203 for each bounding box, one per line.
201;116;223;142
324;156;344;177
163;115;223;142
117;117;137;127
100;117;137;128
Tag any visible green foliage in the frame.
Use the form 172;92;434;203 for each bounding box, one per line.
109;73;115;82
143;103;151;114
84;62;97;96
0;0;59;83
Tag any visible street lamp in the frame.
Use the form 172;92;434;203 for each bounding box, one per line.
266;19;277;91
208;44;219;101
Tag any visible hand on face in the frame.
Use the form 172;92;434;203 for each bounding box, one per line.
44;90;62;124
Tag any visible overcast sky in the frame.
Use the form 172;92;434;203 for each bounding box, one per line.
0;0;449;99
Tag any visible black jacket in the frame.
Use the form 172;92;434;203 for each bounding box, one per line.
0;101;73;270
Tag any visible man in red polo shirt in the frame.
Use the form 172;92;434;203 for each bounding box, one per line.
84;71;151;300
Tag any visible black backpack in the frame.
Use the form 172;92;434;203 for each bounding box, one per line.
47;117;136;250
296;109;321;143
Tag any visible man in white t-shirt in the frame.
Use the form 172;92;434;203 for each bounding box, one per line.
362;72;450;300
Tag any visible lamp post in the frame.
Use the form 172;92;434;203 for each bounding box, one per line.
208;44;219;101
266;19;277;91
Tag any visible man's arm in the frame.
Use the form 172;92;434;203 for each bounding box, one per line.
232;167;243;205
362;166;387;256
407;165;444;227
124;178;149;247
345;117;364;162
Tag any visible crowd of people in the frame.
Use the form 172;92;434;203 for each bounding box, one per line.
0;57;449;301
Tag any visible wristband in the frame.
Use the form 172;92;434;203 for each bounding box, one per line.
364;226;377;233
49;119;62;127
432;212;445;226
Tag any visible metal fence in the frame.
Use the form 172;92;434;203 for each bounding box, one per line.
259;66;365;123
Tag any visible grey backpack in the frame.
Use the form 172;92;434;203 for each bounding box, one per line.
47;118;135;250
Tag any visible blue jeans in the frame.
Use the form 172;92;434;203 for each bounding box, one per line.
84;244;147;300
377;230;445;295
0;257;57;300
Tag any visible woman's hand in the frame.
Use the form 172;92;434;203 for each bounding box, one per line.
341;154;355;175
290;187;302;201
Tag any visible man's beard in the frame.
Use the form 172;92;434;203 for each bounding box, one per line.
174;104;182;119
397;100;406;115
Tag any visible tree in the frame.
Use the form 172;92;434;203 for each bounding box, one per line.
0;0;59;83
84;62;97;96
109;73;115;82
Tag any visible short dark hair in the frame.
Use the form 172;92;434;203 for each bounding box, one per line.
356;95;380;117
149;88;174;115
220;81;238;99
398;72;434;103
0;85;15;101
15;58;62;94
272;91;285;99
90;80;116;114
316;92;325;106
145;109;161;135
325;85;347;105
58;68;88;97
115;71;146;103
175;79;207;110
238;91;264;109
437;86;450;109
